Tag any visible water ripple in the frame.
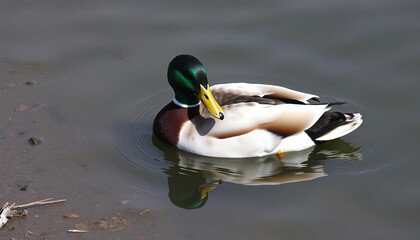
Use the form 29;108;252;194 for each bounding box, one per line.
112;88;172;176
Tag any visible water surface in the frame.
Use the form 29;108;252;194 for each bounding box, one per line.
1;0;419;239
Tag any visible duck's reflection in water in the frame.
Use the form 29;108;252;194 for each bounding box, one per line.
153;137;361;209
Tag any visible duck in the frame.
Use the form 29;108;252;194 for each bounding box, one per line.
153;55;363;158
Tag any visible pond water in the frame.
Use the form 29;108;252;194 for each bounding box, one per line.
1;0;419;239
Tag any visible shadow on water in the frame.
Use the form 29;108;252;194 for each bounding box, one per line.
153;136;362;209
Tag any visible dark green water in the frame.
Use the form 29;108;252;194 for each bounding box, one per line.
1;0;419;239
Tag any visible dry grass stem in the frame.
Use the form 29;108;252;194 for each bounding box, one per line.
67;229;89;233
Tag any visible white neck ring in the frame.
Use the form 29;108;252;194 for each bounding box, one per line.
172;98;200;108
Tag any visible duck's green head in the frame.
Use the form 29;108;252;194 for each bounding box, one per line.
168;55;225;120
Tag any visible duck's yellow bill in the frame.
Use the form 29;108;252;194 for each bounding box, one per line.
198;84;225;120
199;186;215;200
198;180;221;200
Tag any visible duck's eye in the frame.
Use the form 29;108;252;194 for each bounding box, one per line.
204;94;209;99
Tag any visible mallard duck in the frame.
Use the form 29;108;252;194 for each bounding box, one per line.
153;55;362;158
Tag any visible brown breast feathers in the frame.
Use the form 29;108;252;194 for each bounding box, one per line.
153;101;199;146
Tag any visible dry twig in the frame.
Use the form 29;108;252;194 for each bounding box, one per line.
13;198;67;209
24;230;39;237
139;209;151;215
67;229;89;233
0;198;66;230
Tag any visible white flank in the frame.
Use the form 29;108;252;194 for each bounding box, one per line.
177;127;283;158
277;132;315;152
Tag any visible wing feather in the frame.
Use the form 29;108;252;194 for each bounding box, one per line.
210;83;318;105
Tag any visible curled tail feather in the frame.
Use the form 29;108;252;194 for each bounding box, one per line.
305;112;363;142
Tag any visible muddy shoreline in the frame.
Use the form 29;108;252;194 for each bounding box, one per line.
0;62;178;239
